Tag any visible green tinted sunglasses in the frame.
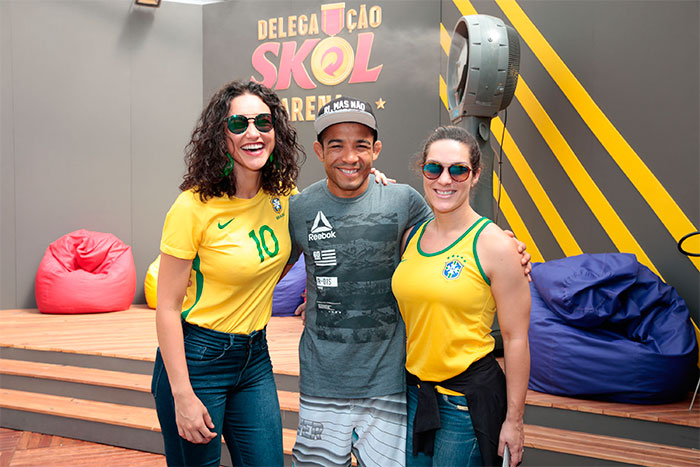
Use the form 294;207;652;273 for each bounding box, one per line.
422;162;472;182
226;113;275;134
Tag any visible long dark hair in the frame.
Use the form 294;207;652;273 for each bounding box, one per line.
180;80;304;200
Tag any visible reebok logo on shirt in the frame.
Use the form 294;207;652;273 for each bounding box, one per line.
308;211;336;241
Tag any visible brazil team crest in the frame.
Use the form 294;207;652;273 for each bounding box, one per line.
443;255;465;280
270;197;282;213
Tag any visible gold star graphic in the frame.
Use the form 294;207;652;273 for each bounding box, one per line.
375;98;386;109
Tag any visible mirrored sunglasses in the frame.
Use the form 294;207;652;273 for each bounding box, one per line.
226;113;274;134
422;162;472;182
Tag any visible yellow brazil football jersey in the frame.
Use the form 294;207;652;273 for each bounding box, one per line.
160;188;294;334
392;217;497;387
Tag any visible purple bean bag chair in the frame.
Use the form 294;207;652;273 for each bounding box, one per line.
272;253;306;316
528;253;697;404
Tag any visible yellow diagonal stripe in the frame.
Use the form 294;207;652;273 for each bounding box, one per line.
494;173;544;263
443;14;579;257
454;0;477;16
439;74;448;110
494;0;699;271
515;80;662;278
440;73;543;262
491;117;583;257
440;23;451;55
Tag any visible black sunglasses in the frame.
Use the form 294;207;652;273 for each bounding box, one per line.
226;113;275;134
422;162;472;182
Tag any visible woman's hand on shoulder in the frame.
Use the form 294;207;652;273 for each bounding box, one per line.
503;230;532;281
370;167;397;185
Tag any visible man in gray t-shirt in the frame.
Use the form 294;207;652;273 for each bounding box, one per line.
288;97;432;467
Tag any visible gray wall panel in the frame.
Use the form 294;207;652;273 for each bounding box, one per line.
11;0;133;307
1;2;17;308
129;2;203;304
522;0;699;222
510;0;700;319
3;0;203;308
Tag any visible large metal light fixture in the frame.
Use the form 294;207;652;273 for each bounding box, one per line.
446;15;520;218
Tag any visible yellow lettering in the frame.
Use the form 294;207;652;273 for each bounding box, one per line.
277;16;286;38
269;17;277;39
305;96;316;121
346;9;357;33
369;6;382;27
298;15;308;36
258;19;268;40
358;4;369;30
288;15;297;37
281;95;345;121
309;14;319;35
291;97;304;121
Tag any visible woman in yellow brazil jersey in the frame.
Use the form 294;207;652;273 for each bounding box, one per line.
151;80;303;466
392;126;531;467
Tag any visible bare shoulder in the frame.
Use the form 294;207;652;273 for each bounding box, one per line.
476;222;522;277
478;222;519;256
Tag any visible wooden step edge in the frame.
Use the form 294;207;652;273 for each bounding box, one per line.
525;391;700;428
526;424;700;460
524;424;700;467
0;388;160;431
0;344;154;363
1;388;298;456
283;427;296;455
15;387;696;467
277;390;300;412
1;360;300;413
0;358;151;392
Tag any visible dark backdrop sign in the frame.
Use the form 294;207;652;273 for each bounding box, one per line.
204;0;441;189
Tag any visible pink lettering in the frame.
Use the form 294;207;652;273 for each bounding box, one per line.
349;33;382;84
251;42;281;88
277;39;320;90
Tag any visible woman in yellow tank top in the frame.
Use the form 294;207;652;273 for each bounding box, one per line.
392;126;531;467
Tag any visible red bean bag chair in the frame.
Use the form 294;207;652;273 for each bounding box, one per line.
35;229;136;314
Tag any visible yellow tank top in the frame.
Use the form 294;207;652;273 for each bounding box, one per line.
392;217;497;391
160;188;293;334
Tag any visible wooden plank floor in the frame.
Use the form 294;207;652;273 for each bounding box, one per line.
1;307;698;428
0;428;166;466
0;306;303;374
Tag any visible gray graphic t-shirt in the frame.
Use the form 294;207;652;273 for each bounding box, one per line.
289;176;432;398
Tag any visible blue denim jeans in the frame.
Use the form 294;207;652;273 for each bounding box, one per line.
406;385;482;466
151;321;283;466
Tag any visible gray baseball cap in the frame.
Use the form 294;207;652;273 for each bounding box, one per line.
313;97;377;135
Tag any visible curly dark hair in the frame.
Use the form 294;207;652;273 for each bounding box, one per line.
415;125;482;175
180;80;304;200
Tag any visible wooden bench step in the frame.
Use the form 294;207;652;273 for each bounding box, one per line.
0;388;160;431
0;358;151;392
5;388;698;466
0;388;297;456
1;358;299;410
524;424;700;467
